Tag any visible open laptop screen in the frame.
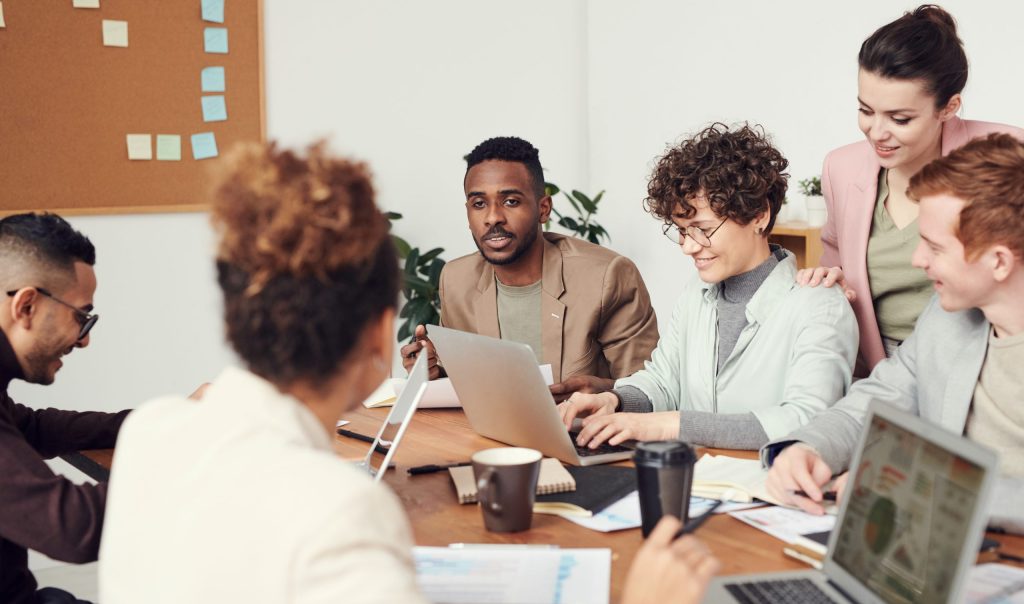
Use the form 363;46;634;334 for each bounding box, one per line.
830;413;987;603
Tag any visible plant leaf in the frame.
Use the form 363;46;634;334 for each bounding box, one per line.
384;211;403;221
545;182;560;196
560;216;580;231
427;258;445;285
404;248;420;276
391;235;411;259
397;319;413;342
561;192;582;215
418;247;445;265
572;190;596;214
592;190;605;206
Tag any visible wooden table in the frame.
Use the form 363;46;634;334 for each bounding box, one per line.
78;405;1024;603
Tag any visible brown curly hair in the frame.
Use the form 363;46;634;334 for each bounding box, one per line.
644;123;789;234
210;141;399;387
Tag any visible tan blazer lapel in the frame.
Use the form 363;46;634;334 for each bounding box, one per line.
540;237;566;381
472;263;500;339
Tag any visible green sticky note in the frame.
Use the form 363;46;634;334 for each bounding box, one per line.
204;27;228;54
201;95;227;122
201;0;224;23
191;132;218;160
156;135;181;161
201;66;225;92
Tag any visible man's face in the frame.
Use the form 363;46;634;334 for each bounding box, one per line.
464;160;550;266
21;262;96;385
911;194;993;312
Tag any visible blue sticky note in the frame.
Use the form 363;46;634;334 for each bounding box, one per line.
191;132;218;160
204;27;228;54
201;95;227;122
201;66;225;92
201;0;224;23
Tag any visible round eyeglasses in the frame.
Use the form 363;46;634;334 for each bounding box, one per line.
661;218;728;248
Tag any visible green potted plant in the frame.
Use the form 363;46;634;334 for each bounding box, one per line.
543;182;610;245
385;212;445;342
799;176;826;227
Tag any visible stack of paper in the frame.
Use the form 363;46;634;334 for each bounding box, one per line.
693;454;782;505
414;546;610;604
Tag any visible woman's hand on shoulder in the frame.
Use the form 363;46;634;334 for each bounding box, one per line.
795;266;856;301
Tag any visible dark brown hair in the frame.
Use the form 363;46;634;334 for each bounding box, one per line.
908;133;1024;261
210;141;399;388
645;123;789;234
859;5;967;108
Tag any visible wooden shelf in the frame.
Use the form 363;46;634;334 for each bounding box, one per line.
769;221;823;269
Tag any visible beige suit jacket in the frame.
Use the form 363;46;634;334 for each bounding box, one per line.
438;232;658;382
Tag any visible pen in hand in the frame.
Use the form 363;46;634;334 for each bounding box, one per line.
793;490;838;502
674;488;737;539
337;428;389;455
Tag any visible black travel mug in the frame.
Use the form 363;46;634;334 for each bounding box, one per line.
634;440;697;537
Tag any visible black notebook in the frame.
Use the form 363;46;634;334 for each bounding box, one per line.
533;465;636;517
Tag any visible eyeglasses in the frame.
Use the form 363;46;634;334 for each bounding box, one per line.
661;218;728;248
6;287;99;341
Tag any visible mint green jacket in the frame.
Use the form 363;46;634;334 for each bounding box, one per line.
615;251;858;440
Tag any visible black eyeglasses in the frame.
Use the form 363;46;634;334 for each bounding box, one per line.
661;218;728;247
6;287;99;341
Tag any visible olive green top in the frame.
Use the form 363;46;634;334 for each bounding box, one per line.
866;169;933;342
495;278;543;362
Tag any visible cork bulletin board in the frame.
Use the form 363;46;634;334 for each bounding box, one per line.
0;0;265;215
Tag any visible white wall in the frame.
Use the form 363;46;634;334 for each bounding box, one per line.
587;0;1024;319
10;1;1024;412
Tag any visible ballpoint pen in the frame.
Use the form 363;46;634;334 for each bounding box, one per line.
407;461;472;475
336;428;389;455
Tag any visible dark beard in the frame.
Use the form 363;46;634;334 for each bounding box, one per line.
474;226;539;266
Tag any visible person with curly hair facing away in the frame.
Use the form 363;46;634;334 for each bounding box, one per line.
97;141;719;604
400;136;659;401
558;124;859;451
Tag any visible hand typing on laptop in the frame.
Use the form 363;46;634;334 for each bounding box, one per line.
559;392;680;448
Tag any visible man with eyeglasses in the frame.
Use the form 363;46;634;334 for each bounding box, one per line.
0;213;124;604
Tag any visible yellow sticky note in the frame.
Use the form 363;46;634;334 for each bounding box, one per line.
0;2;6;28
126;134;152;160
156;135;181;161
102;20;128;47
73;0;100;8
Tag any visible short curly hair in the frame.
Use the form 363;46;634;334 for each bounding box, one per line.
465;136;545;198
645;123;789;234
210;141;399;388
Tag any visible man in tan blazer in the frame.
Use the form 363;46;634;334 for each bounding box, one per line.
401;136;658;399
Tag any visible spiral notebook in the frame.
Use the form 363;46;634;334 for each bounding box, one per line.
450;458;576;504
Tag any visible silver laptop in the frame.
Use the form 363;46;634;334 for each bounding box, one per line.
706;401;998;603
360;350;429;482
428;325;633;466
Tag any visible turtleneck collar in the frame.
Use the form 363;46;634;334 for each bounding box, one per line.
720;245;785;304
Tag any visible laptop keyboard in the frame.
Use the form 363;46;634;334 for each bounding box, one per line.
568;432;633;457
724;578;839;604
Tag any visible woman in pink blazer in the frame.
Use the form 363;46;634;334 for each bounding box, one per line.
802;5;1023;376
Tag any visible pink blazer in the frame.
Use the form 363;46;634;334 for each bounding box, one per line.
820;116;1024;376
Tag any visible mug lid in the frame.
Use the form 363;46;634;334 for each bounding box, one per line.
634;440;695;464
